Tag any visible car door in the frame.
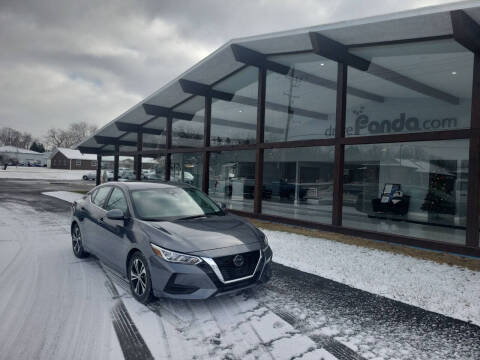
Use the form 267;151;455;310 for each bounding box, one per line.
100;187;131;273
87;186;113;257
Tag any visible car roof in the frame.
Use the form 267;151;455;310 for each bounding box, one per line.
103;181;191;191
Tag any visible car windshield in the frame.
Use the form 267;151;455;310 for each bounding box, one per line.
131;187;222;221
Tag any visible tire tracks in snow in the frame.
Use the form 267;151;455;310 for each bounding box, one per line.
102;265;154;360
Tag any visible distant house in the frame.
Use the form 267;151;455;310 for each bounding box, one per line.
49;148;98;170
0;146;49;166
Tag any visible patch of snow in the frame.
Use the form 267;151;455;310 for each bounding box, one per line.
42;191;85;203
0;167;92;180
42;190;480;326
262;228;480;326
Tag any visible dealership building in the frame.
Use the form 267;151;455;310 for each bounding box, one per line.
77;2;480;256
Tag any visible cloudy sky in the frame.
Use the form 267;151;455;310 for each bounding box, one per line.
0;0;464;139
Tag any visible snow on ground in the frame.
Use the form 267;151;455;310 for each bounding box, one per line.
0;201;123;360
263;229;480;326
43;191;86;203
0;167;91;180
44;190;480;328
4;191;338;359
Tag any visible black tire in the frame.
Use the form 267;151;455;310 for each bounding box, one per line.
82;175;88;180
128;252;154;304
71;223;89;258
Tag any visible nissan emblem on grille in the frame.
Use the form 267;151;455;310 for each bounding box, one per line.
233;255;244;267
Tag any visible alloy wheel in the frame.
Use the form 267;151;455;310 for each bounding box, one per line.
72;226;82;254
130;258;147;297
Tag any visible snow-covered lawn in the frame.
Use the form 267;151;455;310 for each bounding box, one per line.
43;190;480;327
0;167;91;180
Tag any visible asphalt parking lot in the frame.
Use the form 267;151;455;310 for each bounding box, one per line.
0;178;479;360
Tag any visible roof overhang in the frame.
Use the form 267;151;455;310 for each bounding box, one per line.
76;0;480;154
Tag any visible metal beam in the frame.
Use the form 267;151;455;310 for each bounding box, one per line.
332;63;347;226
309;32;460;105
367;63;459;105
94;135;159;149
451;10;480;53
95;155;101;186
231;44;383;103
142;104;194;121
254;68;266;215
178;79;330;120
113;144;119;181
231;44;290;75
179;79;234;101
116;122;164;135
309;32;370;71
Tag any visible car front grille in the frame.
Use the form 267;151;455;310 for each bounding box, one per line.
213;250;260;282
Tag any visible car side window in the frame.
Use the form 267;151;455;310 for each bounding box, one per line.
105;188;129;214
93;187;111;207
90;189;98;202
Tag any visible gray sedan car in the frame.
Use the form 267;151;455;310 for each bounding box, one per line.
71;182;272;303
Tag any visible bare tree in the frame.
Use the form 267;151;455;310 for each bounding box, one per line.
0;127;34;149
45;121;97;148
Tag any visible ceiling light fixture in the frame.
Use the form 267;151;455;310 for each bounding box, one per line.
451;71;457;75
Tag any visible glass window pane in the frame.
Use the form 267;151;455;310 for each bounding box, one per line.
343;139;469;245
209;150;256;212
211;67;258;146
265;54;337;142
105;188;129;214
93;186;111;207
262;147;334;223
346;40;473;136
142;117;167;149
142;156;165;182
171;153;203;189
172;96;204;148
118;155;135;180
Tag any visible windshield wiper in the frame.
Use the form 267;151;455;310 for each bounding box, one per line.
176;214;206;220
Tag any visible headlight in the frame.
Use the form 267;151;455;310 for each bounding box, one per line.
150;244;202;265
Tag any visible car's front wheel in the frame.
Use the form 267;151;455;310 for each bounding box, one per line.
82;175;88;180
71;223;89;258
128;252;154;304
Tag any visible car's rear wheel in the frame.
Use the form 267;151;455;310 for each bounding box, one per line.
82;175;88;180
71;224;89;258
128;252;154;304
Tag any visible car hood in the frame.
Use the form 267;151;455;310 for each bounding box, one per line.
145;215;261;254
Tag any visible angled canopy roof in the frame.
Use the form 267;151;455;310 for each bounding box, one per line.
76;0;480;153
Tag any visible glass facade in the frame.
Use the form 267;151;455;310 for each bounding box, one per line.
346;40;473;137
170;153;203;189
143;156;165;182
343;140;469;244
142;117;167;149
211;67;258;146
265;54;337;142
263;147;334;223
209;150;256;212
91;35;479;254
172;96;204;148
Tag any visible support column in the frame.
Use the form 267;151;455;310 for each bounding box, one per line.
254;67;266;215
135;131;143;181
202;94;211;193
466;53;480;247
95;154;102;186
113;144;119;181
165;116;172;181
332;63;347;226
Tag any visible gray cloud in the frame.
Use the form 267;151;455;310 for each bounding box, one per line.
0;0;462;139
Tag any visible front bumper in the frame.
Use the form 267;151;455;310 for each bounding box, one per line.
149;246;273;300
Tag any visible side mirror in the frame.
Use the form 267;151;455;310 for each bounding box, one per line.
106;209;125;220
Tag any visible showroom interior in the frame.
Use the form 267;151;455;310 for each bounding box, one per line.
76;2;480;256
